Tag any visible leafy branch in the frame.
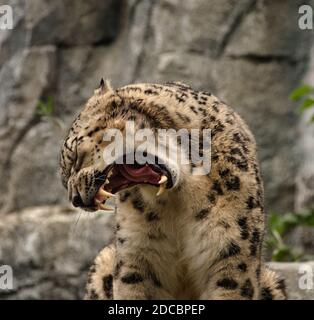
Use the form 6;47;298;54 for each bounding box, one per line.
290;84;314;121
36;96;65;132
267;209;314;261
264;84;314;261
36;96;54;117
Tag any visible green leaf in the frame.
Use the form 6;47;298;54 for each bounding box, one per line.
300;98;314;112
281;212;299;231
300;210;314;226
266;235;276;248
272;245;291;262
36;96;54;117
268;212;280;229
289;85;313;101
268;208;314;262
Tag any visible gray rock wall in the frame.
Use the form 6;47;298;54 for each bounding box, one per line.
0;0;314;299
1;0;313;213
0;206;114;299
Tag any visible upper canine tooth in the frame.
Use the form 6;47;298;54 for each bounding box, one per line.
98;188;114;198
158;175;168;185
107;169;113;178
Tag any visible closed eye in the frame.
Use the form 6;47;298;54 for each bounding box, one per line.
74;151;87;172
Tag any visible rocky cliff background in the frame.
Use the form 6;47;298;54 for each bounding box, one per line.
0;0;314;299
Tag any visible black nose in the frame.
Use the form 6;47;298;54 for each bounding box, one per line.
72;194;84;207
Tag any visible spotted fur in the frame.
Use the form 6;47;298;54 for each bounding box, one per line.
60;81;286;300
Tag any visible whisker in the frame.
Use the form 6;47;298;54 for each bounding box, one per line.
94;175;108;181
70;210;83;238
94;177;106;181
95;173;106;178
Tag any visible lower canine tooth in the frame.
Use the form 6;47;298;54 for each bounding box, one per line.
98;203;114;211
156;184;166;196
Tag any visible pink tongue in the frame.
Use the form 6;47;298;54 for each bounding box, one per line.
118;164;160;185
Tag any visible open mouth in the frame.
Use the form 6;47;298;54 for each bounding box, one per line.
94;162;172;212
